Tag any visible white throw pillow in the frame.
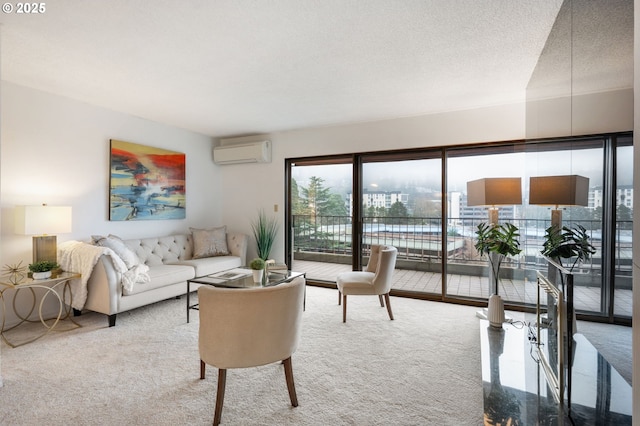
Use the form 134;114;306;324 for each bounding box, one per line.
190;226;229;259
92;234;140;269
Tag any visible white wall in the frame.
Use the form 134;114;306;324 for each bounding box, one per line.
217;102;527;262
526;88;634;139
633;0;639;419
0;82;220;324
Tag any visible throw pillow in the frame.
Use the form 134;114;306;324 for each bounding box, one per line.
92;234;140;269
190;226;229;259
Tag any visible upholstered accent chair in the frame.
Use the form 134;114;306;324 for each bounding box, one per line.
198;276;305;426
336;245;398;323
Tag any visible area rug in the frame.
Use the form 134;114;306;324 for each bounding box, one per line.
0;286;629;425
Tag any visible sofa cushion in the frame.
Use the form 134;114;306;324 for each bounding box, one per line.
190;226;229;258
123;264;195;296
92;234;140;269
174;255;242;278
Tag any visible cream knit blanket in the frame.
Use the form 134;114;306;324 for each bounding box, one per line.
57;240;149;310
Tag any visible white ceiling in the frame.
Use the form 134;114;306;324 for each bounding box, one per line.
0;0;567;138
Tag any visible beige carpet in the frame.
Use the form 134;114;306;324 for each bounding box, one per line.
0;286;630;425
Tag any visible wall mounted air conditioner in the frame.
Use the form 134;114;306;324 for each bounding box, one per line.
213;140;272;165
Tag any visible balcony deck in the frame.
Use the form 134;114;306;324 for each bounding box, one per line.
292;259;632;318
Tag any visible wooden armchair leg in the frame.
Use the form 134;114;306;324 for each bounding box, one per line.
213;369;227;426
378;294;384;307
200;359;206;379
342;295;347;323
283;356;299;407
384;293;394;320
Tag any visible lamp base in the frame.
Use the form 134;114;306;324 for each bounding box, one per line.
33;235;57;263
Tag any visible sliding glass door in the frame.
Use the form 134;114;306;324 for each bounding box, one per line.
287;151;444;295
286;131;632;323
445;145;527;304
361;152;442;296
289;158;353;282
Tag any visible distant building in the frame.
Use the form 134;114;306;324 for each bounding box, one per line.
449;192;462;225
456;192;518;224
590;186;633;209
347;190;409;215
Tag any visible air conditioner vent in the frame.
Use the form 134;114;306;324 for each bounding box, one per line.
213;140;271;165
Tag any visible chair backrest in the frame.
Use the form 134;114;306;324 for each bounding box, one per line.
372;246;398;294
198;276;305;369
364;244;383;273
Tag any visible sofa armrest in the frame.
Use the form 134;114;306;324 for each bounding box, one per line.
226;232;248;265
83;255;122;315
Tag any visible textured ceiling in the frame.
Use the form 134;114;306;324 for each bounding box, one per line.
0;1;566;137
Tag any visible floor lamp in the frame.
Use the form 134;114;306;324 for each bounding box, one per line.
467;177;522;323
15;204;73;264
529;175;588;341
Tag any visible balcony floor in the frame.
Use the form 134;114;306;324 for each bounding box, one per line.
293;260;632;318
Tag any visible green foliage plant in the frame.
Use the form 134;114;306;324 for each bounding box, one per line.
475;222;522;284
249;258;265;270
540;225;596;272
28;260;60;273
251;209;279;261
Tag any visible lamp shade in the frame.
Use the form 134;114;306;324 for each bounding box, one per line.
466;178;522;206
15;205;73;235
529;175;589;206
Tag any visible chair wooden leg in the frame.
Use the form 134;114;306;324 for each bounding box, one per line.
213;369;227;426
283;356;299;407
378;294;384;307
338;290;341;305
200;359;206;379
384;293;394;320
342;294;347;323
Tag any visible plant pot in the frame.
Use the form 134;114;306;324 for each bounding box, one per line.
488;294;505;328
32;271;52;280
252;269;264;284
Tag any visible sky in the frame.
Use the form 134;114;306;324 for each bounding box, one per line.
291;144;633;196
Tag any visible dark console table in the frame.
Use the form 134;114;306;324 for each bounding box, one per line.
480;319;631;425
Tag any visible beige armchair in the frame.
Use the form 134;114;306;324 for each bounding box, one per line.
336;245;398;322
198;276;306;426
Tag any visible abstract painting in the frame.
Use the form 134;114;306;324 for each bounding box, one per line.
109;140;186;221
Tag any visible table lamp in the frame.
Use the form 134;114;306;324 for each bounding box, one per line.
467;177;522;325
529;175;589;228
467;177;522;224
15;204;73;263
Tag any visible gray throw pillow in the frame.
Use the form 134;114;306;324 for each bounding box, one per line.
190;226;230;259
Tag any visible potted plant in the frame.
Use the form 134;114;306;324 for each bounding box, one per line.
540;225;595;340
251;209;278;261
249;257;266;283
28;260;60;280
540;224;596;272
475;222;522;327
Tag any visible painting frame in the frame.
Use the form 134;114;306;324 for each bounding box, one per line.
109;139;186;221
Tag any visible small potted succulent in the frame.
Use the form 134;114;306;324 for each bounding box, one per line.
249;258;266;284
28;260;60;280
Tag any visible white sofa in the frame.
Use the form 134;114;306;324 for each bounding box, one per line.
82;230;248;326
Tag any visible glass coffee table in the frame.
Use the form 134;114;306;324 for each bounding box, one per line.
186;267;305;323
